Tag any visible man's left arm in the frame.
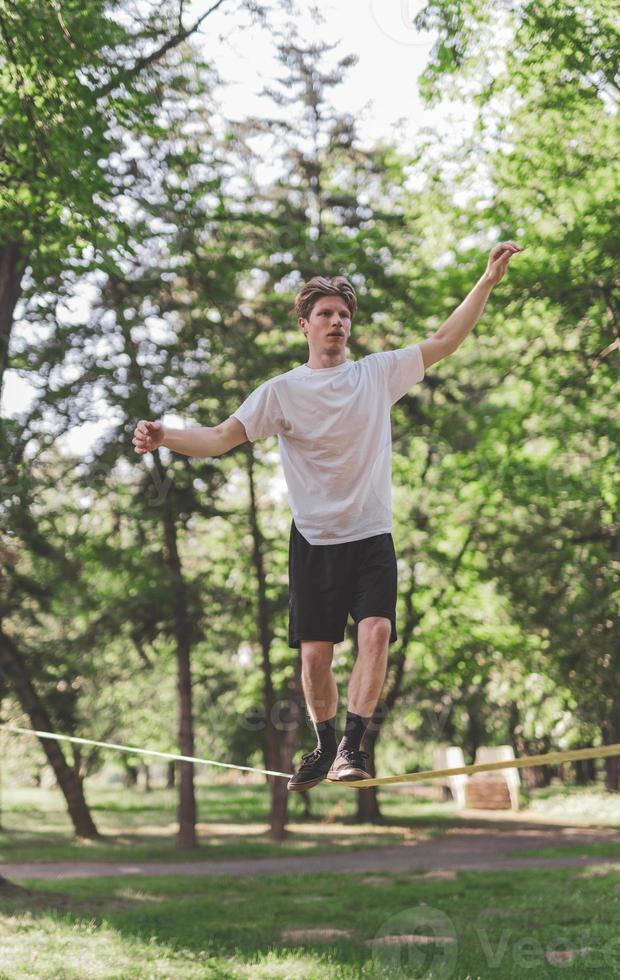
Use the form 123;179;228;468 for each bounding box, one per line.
419;241;524;370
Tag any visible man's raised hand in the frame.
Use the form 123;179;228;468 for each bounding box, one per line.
484;241;524;286
133;420;165;454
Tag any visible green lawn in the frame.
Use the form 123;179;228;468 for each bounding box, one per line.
1;868;620;978
525;785;620;826
510;842;620;860
3;780;620;976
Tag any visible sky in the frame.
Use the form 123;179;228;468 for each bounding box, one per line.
3;0;478;453
207;0;444;144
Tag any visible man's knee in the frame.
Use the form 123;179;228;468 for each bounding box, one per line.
357;616;392;642
301;640;334;669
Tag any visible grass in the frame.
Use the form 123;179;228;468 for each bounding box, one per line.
525;785;620;826
510;842;620;860
2;777;620;976
2;867;620;978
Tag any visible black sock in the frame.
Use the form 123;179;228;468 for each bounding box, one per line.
340;710;370;753
312;715;337;755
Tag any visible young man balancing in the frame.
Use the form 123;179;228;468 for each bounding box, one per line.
132;241;523;791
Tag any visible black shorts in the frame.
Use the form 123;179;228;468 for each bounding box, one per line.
288;519;398;649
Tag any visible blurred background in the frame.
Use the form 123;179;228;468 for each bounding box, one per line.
0;0;618;973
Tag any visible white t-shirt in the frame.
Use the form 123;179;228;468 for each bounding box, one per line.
232;345;425;545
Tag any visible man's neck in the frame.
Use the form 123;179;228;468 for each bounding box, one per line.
305;355;349;369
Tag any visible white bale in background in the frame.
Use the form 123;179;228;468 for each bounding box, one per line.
473;745;520;810
433;746;468;808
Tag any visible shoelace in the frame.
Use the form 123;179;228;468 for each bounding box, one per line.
297;747;369;770
338;747;370;765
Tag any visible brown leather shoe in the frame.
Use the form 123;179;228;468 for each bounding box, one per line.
287;747;336;791
326;747;371;782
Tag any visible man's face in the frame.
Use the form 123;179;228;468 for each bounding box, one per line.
299;295;352;353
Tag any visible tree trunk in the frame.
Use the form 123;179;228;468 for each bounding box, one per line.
245;454;291;840
604;757;619;792
115;274;196;845
0;630;100;839
509;701;522;757
0;241;27;395
356;723;383;823
123;762;138;787
175;631;196;848
161;500;197;849
139;761;151;792
574;756;596;785
270;655;303;840
601;719;620;792
298;789;312;819
167;762;176;789
466;690;485;761
522;762;555;789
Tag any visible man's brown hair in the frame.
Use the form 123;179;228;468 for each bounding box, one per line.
293;276;358;322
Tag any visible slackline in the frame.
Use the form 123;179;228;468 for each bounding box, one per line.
4;724;620;789
1;726;293;779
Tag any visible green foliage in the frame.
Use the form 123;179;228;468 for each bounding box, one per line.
2;0;618;845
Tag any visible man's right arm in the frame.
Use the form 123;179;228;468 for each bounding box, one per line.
133;417;248;457
163;417;248;457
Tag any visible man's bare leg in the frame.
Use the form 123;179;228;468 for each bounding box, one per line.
346;616;391;719
287;640;338;791
327;617;391;781
300;640;337;723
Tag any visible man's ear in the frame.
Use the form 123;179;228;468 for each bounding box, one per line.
299;316;307;336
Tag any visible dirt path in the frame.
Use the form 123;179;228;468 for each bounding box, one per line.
3;823;620;880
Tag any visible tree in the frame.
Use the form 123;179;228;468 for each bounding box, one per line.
413;0;619;783
0;0;264;843
0;0;261;392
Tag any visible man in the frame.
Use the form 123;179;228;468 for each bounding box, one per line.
133;241;523;791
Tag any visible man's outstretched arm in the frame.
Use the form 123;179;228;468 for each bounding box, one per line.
133;416;248;458
419;240;524;370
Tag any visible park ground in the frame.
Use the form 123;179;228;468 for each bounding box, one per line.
2;780;620;977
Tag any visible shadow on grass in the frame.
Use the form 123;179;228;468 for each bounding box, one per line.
0;820;440;865
3;868;620;978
